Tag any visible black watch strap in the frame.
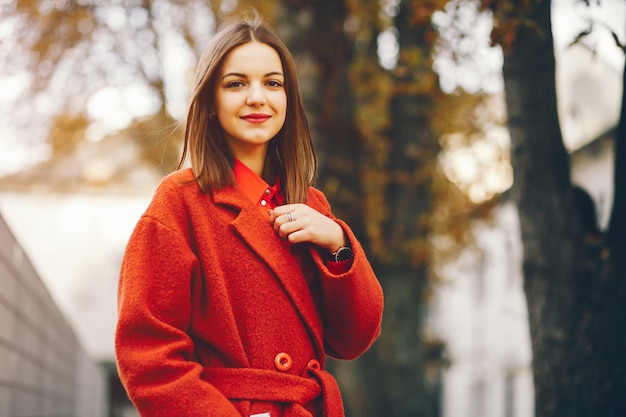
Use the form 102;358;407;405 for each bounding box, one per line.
329;246;353;262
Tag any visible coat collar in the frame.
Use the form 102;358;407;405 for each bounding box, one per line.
211;186;324;356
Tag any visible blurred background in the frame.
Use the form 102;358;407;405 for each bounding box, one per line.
0;0;624;416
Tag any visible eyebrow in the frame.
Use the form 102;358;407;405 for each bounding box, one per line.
221;71;284;80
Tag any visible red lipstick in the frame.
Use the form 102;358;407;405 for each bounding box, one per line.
242;113;270;123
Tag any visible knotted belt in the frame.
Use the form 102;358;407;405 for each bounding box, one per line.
202;367;345;417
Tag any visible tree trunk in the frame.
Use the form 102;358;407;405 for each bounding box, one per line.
502;1;586;415
500;1;626;415
366;1;443;416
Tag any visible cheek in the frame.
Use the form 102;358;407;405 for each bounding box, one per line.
274;93;287;114
217;95;238;109
215;97;240;120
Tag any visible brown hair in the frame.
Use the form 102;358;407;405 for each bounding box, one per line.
178;10;317;203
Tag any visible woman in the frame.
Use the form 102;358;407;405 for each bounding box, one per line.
115;11;384;417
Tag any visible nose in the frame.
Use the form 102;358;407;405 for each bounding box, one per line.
246;82;267;106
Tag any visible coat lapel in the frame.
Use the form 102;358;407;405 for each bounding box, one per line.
211;187;324;354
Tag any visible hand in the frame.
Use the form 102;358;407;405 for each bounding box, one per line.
269;204;346;253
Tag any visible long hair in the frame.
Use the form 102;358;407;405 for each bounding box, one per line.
178;11;317;203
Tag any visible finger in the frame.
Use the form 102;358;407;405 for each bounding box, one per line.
271;204;298;217
277;220;299;240
268;210;294;231
285;228;314;245
277;212;299;236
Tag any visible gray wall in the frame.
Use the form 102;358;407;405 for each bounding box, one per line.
0;211;108;417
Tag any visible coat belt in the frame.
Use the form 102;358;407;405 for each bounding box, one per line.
202;367;345;417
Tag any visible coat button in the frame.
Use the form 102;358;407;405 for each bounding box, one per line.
274;352;293;372
306;359;321;370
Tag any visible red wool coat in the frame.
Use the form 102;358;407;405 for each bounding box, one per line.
115;169;384;417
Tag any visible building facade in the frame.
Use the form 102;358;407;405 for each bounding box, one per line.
0;211;108;416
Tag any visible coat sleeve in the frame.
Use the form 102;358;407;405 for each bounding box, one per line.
115;181;240;417
307;188;384;360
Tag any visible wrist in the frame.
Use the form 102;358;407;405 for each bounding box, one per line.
328;229;347;253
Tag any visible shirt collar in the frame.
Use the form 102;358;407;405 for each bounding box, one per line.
233;159;283;211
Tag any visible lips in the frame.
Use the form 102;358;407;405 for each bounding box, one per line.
241;114;270;123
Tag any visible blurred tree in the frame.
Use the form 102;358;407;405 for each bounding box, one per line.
485;0;626;415
1;0;220;175
369;1;446;415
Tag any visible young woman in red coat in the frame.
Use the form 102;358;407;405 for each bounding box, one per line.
115;10;384;417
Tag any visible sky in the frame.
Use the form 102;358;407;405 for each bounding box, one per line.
0;0;624;361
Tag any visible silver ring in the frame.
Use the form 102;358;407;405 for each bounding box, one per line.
286;212;294;222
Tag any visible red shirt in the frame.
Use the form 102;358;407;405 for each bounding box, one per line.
233;159;284;214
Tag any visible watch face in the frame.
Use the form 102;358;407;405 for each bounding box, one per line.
335;247;353;262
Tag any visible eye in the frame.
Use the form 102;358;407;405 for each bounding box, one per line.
225;81;245;88
266;80;283;88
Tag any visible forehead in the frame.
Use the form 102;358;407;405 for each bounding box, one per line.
220;41;284;75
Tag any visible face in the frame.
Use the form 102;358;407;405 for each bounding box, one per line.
214;41;287;162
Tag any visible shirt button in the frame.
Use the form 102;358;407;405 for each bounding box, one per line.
260;200;267;206
274;352;292;372
265;188;272;195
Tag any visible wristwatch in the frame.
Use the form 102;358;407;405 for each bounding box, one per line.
329;246;353;262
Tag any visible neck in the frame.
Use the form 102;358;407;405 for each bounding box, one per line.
229;143;268;176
